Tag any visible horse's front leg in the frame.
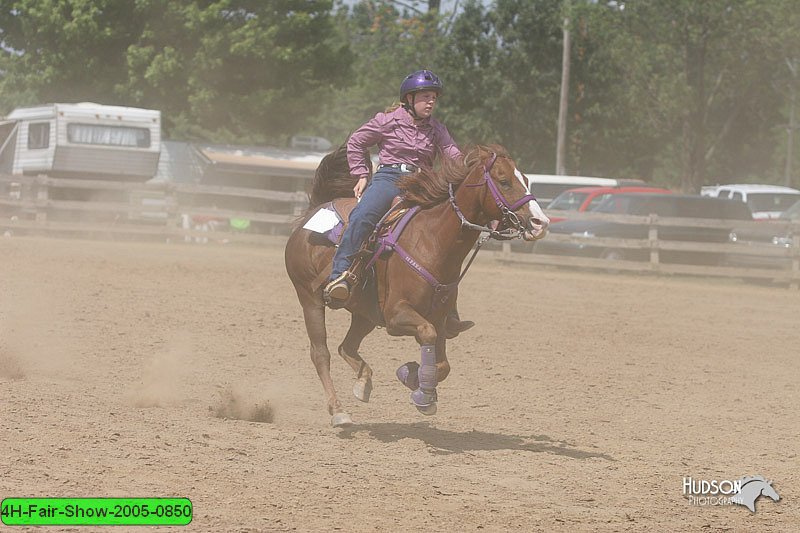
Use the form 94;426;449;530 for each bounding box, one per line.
386;304;444;415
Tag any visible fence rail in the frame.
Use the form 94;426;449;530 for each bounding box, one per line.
2;173;798;288
499;210;800;288
0;173;307;244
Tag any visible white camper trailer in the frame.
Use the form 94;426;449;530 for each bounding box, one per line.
0;102;161;182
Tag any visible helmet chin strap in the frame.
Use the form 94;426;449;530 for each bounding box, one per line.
402;93;422;120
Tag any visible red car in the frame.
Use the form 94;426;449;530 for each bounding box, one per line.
545;185;673;223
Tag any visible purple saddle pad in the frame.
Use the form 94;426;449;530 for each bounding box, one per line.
326;220;345;245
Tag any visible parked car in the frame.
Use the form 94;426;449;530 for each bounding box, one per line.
534;193;754;265
485;178;653;252
701;184;800;220
525;174;658;205
546;185;672;223
724;199;800;270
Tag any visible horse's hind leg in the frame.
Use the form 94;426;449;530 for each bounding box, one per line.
338;314;376;403
302;302;352;427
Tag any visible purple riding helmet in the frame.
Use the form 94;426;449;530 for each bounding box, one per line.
400;69;443;101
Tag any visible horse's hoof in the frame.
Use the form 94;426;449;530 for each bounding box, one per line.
410;388;437;416
396;361;420;391
415;402;437;416
353;378;372;403
331;412;354;428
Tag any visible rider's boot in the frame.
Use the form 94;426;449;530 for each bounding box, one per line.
324;271;354;307
445;309;475;339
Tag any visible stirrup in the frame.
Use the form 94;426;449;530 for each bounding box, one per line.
323;271;356;306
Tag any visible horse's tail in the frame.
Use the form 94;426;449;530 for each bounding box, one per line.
306;142;364;214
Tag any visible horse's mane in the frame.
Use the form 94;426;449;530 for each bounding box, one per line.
397;144;509;208
303;142;509;218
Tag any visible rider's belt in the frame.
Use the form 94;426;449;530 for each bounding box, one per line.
378;163;418;173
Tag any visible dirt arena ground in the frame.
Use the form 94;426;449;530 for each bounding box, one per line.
1;236;797;532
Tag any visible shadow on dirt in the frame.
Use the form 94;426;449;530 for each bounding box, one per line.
337;422;614;460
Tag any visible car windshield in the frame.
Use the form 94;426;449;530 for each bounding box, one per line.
547;191;590;211
747;193;800;212
778;199;800;220
586;194;612;210
592;196;632;214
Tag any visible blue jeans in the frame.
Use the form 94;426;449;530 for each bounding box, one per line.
331;168;403;280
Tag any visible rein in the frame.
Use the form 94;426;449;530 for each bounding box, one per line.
448;152;537;241
446;151;538;286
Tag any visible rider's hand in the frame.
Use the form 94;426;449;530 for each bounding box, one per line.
353;177;368;200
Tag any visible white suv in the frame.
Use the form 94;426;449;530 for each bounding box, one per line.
700;184;800;220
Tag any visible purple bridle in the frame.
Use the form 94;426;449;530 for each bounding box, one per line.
449;152;538;240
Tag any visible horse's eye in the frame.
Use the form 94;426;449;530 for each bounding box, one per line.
498;179;511;188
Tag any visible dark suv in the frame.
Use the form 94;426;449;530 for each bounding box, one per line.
725;199;800;270
534;193;753;265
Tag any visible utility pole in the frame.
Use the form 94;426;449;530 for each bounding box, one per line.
785;58;797;187
556;3;571;176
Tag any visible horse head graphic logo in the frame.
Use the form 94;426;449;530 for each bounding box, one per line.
730;476;780;513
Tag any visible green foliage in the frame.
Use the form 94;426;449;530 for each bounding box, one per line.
603;0;792;190
433;0;499;147
0;0;146;109
0;0;351;142
469;0;564;170
122;0;351;141
307;0;449;144
1;0;799;189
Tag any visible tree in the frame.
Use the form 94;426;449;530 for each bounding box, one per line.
0;0;147;110
306;0;448;144
443;0;565;171
564;1;675;181
0;1;351;142
602;0;788;191
119;0;351;141
432;0;500;147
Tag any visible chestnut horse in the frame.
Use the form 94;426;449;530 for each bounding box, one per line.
285;144;549;427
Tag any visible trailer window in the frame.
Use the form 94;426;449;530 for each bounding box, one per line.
67;123;150;148
28;122;50;149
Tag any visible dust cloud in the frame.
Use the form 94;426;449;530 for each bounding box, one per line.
0;346;25;380
0;288;74;379
209;385;275;423
127;333;192;408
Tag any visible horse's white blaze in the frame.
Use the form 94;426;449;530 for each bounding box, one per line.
515;168;549;239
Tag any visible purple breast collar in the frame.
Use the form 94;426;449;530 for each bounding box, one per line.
366;206;458;311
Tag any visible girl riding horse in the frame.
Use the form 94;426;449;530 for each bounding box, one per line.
324;70;473;337
286;143;550;426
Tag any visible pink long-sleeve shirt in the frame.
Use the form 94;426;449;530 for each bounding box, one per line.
346;106;462;181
